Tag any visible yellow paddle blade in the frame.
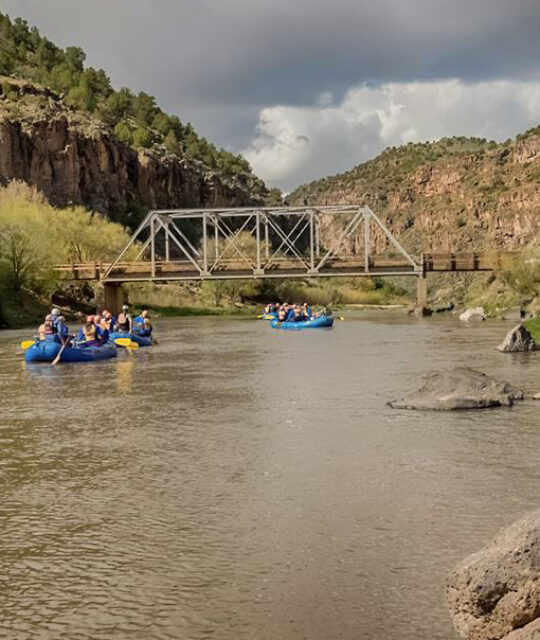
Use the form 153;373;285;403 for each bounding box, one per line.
20;340;35;350
257;314;264;319
339;316;345;321
114;338;138;349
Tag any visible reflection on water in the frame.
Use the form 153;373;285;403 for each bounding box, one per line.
1;313;540;640
115;356;135;394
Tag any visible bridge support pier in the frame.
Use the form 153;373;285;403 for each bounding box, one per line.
416;276;428;308
95;283;125;316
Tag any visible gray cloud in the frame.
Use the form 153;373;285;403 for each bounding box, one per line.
243;79;540;190
4;0;540;186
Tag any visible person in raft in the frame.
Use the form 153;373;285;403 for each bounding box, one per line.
290;305;307;322
38;314;54;340
302;302;312;319
77;316;98;344
50;307;69;340
37;310;69;342
93;314;110;344
101;310;115;331
115;304;132;334
76;315;108;346
133;310;152;336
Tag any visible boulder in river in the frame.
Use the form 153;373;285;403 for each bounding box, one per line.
497;324;538;353
447;508;540;640
388;366;523;410
460;306;486;321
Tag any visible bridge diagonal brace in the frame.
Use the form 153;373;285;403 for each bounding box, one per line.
156;217;204;274
163;216;201;258
365;206;419;270
103;210;154;279
314;210;365;272
265;213;311;268
209;214;256;271
263;213;311;270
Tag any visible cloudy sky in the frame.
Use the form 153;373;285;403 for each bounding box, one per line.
3;0;540;190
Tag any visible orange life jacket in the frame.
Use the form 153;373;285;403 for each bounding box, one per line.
83;324;96;341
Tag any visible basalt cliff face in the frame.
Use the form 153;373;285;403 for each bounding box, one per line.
0;79;266;221
290;135;540;254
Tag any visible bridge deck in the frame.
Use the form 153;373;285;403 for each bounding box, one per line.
54;252;516;283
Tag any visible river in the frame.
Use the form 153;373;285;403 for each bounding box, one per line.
1;312;539;640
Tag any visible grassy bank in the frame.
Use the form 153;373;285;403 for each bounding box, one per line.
524;318;540;343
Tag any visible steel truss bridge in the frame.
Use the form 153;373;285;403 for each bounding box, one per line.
56;205;514;281
54;205;515;309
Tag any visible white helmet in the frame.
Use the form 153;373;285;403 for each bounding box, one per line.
51;308;60;317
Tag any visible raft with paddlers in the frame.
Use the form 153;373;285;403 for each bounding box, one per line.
24;338;118;363
270;316;334;330
109;331;153;347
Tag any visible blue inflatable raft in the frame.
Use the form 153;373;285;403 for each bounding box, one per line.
270;316;334;330
109;331;153;347
25;339;117;363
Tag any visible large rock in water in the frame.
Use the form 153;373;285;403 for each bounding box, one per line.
388;366;523;410
447;509;540;640
497;324;538;353
460;307;486;321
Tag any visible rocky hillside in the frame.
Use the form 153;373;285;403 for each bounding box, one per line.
0;77;266;225
0;12;268;225
290;134;540;253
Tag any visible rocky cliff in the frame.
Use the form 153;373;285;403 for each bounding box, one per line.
290;134;540;254
0;78;266;222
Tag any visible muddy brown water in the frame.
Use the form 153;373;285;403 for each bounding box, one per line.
1;312;539;640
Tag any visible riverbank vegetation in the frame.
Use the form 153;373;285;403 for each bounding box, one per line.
0;181;134;327
127;277;410;317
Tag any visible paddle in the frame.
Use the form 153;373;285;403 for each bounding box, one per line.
114;338;139;350
51;340;68;366
20;340;36;350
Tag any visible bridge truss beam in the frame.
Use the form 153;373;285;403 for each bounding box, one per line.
103;205;423;282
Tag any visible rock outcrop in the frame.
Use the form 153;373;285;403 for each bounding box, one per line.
447;509;540;640
290;133;540;256
0;119;262;216
497;324;538;352
460;307;486;322
388;366;523;410
0;78;266;216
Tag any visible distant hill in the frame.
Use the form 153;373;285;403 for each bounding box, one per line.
0;12;269;224
289;132;540;253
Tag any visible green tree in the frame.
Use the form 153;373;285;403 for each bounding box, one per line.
164;129;181;154
65;45;85;71
114;120;133;145
132;126;152;148
35;38;59;71
132;91;157;126
267;187;283;206
104;87;134;123
152;111;172;135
